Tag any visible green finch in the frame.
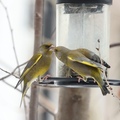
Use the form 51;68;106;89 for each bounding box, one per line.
15;43;54;104
54;46;110;95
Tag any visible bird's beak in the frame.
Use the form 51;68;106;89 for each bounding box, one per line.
49;44;55;51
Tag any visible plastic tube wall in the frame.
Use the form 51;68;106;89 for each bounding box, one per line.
56;4;110;76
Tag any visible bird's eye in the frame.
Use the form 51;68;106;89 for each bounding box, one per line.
44;45;51;49
54;49;58;52
45;45;50;48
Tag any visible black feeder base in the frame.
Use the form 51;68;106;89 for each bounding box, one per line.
38;77;120;88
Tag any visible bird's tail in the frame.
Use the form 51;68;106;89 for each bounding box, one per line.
20;82;30;107
15;78;23;89
100;84;110;95
20;92;24;107
19;83;27;107
95;70;110;96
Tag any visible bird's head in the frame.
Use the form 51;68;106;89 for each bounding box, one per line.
39;43;54;55
54;46;69;63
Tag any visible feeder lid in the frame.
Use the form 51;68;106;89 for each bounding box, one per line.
38;77;120;88
56;0;112;5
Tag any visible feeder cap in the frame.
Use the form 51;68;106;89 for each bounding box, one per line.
56;0;112;5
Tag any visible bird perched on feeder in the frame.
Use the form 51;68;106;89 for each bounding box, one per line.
15;43;54;105
54;46;110;95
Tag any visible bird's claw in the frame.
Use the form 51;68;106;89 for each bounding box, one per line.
77;76;83;82
42;74;51;80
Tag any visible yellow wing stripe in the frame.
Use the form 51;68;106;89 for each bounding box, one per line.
81;61;97;67
21;54;42;78
68;56;98;68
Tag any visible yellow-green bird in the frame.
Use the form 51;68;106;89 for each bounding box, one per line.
15;43;54;104
54;46;110;95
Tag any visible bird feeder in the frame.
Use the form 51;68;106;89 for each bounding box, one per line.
39;0;120;87
56;0;112;56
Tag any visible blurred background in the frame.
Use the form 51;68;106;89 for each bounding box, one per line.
0;0;120;120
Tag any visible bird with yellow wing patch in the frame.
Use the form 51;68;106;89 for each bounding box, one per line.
15;43;54;106
54;46;110;95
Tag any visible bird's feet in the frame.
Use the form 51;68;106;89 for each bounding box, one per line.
77;76;83;82
42;74;51;81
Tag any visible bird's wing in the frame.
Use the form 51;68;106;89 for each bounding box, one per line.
77;48;100;62
15;53;42;89
20;53;42;78
76;48;110;68
67;52;101;68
